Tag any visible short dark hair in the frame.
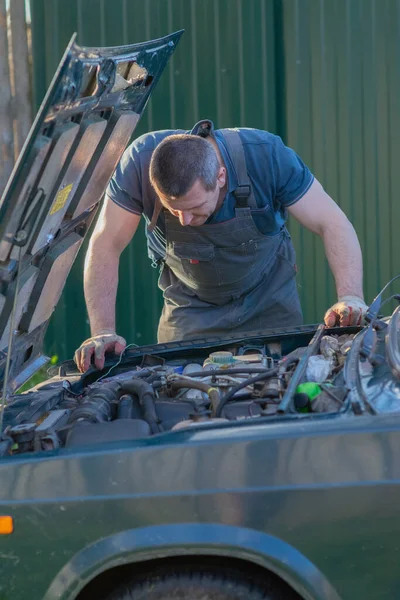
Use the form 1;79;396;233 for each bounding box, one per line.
149;134;220;197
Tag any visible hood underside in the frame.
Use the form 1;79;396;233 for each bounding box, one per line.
0;30;183;394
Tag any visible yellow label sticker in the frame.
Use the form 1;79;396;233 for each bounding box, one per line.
49;183;73;215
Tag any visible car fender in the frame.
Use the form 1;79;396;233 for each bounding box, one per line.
43;523;342;600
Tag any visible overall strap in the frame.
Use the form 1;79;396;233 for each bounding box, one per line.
147;196;161;233
219;128;257;209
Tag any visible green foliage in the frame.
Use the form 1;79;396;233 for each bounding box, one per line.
16;355;58;394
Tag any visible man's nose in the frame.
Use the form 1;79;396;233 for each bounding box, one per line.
179;211;192;226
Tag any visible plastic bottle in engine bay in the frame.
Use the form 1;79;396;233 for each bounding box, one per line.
203;350;266;371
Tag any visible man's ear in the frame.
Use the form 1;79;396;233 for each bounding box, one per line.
217;166;226;188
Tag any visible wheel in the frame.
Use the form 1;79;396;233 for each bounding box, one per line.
104;565;300;600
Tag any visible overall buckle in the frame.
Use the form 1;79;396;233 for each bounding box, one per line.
233;185;251;208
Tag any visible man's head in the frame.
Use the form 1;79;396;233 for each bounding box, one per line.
149;134;226;226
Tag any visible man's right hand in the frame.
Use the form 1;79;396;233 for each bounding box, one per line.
74;330;127;373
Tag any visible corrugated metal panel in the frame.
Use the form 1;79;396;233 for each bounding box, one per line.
281;0;400;322
30;0;278;361
29;0;400;363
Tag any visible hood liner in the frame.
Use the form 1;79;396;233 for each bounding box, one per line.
0;30;183;394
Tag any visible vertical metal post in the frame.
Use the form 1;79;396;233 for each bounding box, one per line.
9;0;32;161
0;0;14;195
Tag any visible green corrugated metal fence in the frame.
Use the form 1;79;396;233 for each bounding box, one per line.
282;0;400;324
29;0;400;361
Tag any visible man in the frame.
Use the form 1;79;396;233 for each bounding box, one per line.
74;119;367;373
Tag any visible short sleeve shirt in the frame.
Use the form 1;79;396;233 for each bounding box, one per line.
106;119;314;264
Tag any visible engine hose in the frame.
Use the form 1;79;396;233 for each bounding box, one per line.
121;379;163;433
214;367;279;417
128;370;151;379
170;380;220;415
87;382;121;401
83;379;162;433
151;380;163;390
180;367;272;378
69;383;121;424
146;372;164;384
118;394;134;419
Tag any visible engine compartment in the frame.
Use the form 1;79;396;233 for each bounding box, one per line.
0;328;361;455
2;308;400;457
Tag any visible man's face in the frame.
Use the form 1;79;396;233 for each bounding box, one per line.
155;168;226;227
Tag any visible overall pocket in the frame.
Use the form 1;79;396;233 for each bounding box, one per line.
169;241;219;287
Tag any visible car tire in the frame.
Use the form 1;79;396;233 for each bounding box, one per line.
104;566;300;600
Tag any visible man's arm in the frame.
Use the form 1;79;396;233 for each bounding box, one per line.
84;197;141;333
74;197;141;372
287;178;367;325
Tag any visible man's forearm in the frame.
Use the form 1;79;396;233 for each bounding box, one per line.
321;217;364;300
84;238;120;335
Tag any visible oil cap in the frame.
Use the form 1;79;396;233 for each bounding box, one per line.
294;393;311;413
296;382;321;401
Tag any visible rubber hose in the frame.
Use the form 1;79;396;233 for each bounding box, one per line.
146;372;164;384
121;379;162;433
70;383;121;424
86;379;162;433
180;367;272;378
214;367;279;417
118;394;134;419
87;382;121;403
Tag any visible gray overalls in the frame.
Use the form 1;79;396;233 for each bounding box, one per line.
148;124;303;343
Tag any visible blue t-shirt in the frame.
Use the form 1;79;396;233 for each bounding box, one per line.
106;119;314;264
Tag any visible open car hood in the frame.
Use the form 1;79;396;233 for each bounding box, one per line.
0;30;183;394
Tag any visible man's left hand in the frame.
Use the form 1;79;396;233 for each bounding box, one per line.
324;295;368;327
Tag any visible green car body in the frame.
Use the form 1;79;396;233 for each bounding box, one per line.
1;363;400;600
2;319;400;600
